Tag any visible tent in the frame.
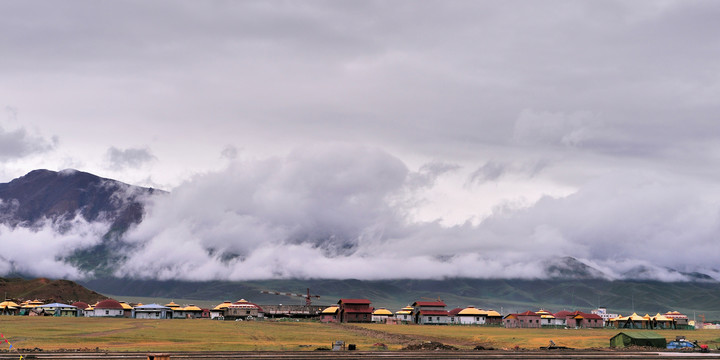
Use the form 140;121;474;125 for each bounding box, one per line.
610;331;667;348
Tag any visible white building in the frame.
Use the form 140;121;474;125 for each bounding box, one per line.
133;304;172;319
91;299;125;317
456;306;486;325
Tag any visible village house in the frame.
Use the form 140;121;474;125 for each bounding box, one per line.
320;306;339;323
132;304;172;319
411;301;450;325
448;308;463;324
119;302;134;318
210;301;233;319
535;309;560;327
455;306;486;325
0;300;20;316
371;308;393;323
337;299;373;323
71;302;89;317
225;299;263;320
664;311;690;327
173;304;204;319
37;303;78;317
504;311;541;328
559;311;604;328
395;306;413;323
91;299;125;317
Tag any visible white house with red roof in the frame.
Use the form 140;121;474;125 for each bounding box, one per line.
411;300;450;325
91;299;125;317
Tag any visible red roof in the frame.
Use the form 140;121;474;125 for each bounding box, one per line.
418;310;449;316
554;310;573;318
517;311;538;316
71;301;89;309
338;299;372;305
412;301;446;307
448;308;463;316
571;311;602;320
95;299;124;310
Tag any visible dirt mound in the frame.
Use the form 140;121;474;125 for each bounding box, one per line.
402;341;459;351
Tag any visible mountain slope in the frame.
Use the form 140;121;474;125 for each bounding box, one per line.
0;277;107;304
0;169;164;275
80;277;720;320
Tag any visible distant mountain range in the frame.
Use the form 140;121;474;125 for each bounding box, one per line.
78;276;720;320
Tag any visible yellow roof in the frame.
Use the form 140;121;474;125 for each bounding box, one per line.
236;299;249;303
182;305;203;311
458;306;485;315
86;306;94;311
628;313;647;321
0;301;20;308
119;302;133;310
322;306;339;314
541;314;556;319
213;301;233;310
654;313;672;321
165;301;180;308
373;308;393;316
535;309;552;315
485;310;502;317
396;310;412;315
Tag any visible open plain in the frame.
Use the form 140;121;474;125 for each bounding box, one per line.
2;317;720;359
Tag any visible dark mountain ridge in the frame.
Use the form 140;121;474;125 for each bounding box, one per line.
0;169;161;233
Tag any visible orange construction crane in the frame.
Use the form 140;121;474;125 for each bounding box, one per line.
259;288;320;306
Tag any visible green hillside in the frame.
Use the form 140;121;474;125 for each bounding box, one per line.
79;277;720;320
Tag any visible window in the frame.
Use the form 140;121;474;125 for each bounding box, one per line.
437;317;440;321
105;310;109;315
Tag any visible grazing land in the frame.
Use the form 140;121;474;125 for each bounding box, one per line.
1;317;720;352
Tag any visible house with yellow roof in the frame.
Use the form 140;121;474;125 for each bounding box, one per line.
455;306;486;325
395;306;413;323
0;300;20;316
172;304;204;319
320;306;339;323
210;301;233;320
371;308;393;323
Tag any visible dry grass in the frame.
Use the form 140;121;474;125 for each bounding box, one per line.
0;317;381;351
354;324;720;349
2;317;720;352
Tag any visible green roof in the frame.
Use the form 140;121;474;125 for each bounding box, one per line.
610;331;666;348
614;331;664;339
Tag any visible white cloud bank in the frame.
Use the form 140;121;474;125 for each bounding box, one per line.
97;144;720;281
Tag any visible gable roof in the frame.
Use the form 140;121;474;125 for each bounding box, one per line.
412;301;446;307
338;299;372;305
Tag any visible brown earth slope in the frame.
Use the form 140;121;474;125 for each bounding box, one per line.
0;277;107;304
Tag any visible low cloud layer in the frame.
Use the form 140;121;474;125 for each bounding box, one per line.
103;145;720;281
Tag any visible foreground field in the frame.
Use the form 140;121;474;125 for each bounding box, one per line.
1;317;720;352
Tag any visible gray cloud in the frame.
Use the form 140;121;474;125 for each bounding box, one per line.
0;126;57;161
105;147;156;171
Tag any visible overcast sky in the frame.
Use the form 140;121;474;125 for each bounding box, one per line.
2;1;720;280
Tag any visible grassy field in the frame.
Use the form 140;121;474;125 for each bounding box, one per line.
1;317;720;352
